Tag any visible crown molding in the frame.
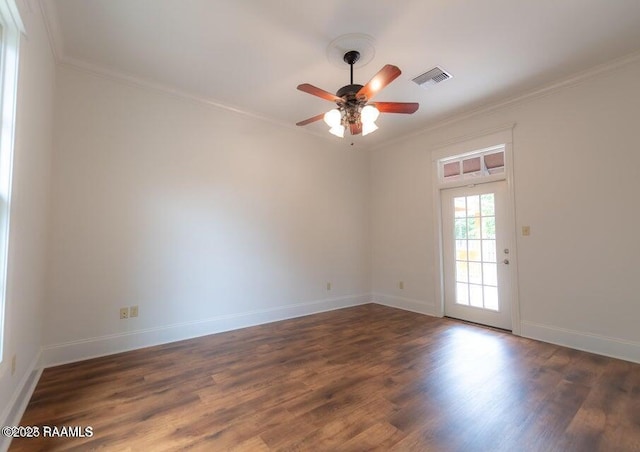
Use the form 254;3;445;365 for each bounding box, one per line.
58;56;342;146
37;1;341;146
371;49;640;152
38;0;640;152
38;0;62;61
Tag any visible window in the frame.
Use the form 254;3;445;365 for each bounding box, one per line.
440;145;505;183
0;0;23;364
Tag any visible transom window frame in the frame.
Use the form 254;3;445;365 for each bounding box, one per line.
439;144;506;185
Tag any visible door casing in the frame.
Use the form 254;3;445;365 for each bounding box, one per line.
431;125;520;335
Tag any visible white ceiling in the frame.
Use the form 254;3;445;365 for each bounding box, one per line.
41;0;640;145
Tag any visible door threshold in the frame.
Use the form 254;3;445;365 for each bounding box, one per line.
444;316;512;334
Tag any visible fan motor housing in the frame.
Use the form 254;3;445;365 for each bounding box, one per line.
336;84;364;99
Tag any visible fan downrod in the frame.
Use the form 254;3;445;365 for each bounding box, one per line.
337;50;364;98
344;51;360;85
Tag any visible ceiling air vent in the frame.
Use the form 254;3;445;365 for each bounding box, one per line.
412;67;452;88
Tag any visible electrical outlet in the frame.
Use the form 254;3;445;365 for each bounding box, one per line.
522;225;531;236
399;281;404;290
11;354;16;375
326;282;331;291
130;305;139;318
119;307;129;319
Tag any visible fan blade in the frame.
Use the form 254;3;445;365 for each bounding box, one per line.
357;65;402;101
297;84;342;103
349;122;362;135
296;113;326;126
373;102;419;114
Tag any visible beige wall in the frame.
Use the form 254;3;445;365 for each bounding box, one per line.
46;56;640;365
372;58;640;362
43;66;371;363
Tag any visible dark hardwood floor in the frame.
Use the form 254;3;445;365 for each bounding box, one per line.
10;304;640;451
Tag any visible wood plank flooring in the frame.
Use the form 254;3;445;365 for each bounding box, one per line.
10;304;640;451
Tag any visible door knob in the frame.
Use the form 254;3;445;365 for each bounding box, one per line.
503;259;510;265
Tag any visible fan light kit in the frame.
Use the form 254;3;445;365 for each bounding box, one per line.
296;50;419;138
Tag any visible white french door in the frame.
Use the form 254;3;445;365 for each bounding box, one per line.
441;181;513;330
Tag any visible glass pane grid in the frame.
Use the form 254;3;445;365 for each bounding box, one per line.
453;194;499;311
440;149;505;182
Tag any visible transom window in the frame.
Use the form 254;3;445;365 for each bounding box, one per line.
440;146;505;183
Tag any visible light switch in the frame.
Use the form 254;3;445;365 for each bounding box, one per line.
522;226;531;236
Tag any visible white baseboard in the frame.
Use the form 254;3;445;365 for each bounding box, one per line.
41;294;371;368
521;320;640;364
32;296;640;383
372;293;437;317
0;350;43;452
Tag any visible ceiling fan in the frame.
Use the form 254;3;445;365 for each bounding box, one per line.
296;50;419;137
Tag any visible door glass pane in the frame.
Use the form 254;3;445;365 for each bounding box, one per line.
454;197;466;218
457;283;469;305
468;262;482;284
456;261;468;283
456;240;468;260
481;217;495;239
467;240;481;261
482;240;496;263
455;219;467;239
469;284;483;307
483;263;497;286
484;286;499;311
467;218;481;239
466;195;480;217
480;194;495;216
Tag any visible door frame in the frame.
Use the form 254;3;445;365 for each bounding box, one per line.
430;124;521;335
441;180;512;329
